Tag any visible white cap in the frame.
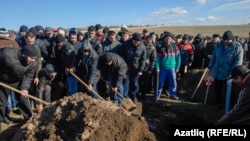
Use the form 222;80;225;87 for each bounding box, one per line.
121;25;128;30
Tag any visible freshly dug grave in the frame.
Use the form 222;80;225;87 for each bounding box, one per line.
11;93;156;141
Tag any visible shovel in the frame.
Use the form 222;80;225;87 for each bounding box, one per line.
204;78;212;105
101;78;137;111
0;81;50;105
69;71;105;101
69;71;137;111
190;67;208;100
155;70;160;99
225;79;232;114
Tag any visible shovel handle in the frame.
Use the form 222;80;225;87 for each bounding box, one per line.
0;82;50;105
191;68;208;99
69;71;105;101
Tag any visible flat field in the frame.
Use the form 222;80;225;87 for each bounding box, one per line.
113;24;250;38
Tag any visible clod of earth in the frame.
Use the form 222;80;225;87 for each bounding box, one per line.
10;93;156;141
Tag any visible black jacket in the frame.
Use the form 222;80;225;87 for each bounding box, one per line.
76;47;100;85
98;52;128;87
53;41;76;80
84;36;103;55
102;39;122;54
0;47;37;91
119;39;146;72
143;41;156;71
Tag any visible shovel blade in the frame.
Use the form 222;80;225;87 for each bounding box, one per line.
122;98;137;111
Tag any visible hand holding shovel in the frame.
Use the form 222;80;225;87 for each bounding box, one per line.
204;78;212;104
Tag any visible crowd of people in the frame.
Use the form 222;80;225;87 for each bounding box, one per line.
0;24;250;130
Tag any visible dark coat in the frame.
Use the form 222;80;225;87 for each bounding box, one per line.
84;36;103;55
53;41;76;80
102;39;122;54
76;47;100;85
143;41;156;71
98;52;128;87
119;39;146;72
0;47;37;90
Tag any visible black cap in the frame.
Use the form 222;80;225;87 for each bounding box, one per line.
175;34;183;39
212;34;220;38
45;27;53;34
143;29;148;33
163;31;175;39
103;27;109;33
35;25;44;32
69;28;78;35
29;27;38;35
103;53;113;63
132;32;142;41
55;34;65;43
45;63;57;76
19;25;28;32
231;65;250;79
182;34;190;40
22;44;38;57
77;32;84;36
95;24;103;30
223;30;234;40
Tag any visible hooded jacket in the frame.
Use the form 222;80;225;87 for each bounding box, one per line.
76;40;100;85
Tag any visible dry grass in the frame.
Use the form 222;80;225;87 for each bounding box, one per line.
110;25;250;38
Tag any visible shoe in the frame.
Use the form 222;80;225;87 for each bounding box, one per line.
170;96;179;100
13;108;22;115
133;98;138;104
7;109;13;115
165;90;170;97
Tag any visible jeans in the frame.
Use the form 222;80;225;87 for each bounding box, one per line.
65;75;78;96
6;91;17;111
107;74;123;105
122;74;129;98
128;71;140;100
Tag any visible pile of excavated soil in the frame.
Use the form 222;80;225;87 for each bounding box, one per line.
11;93;156;141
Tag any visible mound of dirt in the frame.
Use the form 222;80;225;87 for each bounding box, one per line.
11;93;156;141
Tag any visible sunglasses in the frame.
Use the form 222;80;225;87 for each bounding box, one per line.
83;50;90;52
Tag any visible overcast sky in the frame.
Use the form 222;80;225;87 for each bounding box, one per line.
1;0;250;31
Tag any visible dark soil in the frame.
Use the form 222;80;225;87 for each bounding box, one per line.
0;68;231;141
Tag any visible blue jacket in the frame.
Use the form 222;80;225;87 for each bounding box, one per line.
208;40;243;80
